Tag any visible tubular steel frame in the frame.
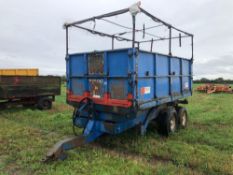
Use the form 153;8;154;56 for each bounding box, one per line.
64;6;194;60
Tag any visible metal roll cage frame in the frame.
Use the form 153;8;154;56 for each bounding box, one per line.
64;5;194;60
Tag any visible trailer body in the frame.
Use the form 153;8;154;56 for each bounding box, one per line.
0;76;61;109
65;48;192;136
67;48;192;110
44;49;192;161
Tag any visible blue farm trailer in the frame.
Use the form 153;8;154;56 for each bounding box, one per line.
44;2;194;162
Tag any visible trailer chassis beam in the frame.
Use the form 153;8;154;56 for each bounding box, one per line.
43;111;151;162
42;132;102;162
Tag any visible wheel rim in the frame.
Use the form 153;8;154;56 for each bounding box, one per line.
170;116;176;132
180;113;187;127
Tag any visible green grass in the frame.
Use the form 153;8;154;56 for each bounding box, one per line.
0;85;232;175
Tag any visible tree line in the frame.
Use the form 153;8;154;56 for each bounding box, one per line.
194;77;233;84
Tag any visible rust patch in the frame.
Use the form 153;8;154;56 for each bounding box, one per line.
88;53;104;75
89;79;104;98
110;80;126;100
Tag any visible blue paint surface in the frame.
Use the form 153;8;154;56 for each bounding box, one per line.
67;48;192;109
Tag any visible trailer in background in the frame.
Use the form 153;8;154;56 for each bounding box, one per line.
0;76;61;110
0;68;38;76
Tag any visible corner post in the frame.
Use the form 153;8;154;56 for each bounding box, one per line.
169;26;172;56
65;26;69;57
191;35;194;60
150;39;154;52
112;36;114;50
132;15;136;48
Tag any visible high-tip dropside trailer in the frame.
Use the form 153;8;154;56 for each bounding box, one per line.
44;2;194;162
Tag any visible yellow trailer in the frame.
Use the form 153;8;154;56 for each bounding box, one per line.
0;69;39;76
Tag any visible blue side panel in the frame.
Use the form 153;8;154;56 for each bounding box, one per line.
137;52;154;101
171;77;181;95
182;60;190;75
156;78;169;98
182;60;189;75
138;52;154;77
72;78;86;96
156;55;169;98
69;54;87;96
136;51;192;106
182;60;191;93
137;78;154;101
108;51;129;77
171;58;180;75
107;49;132;99
182;77;190;92
156;55;169;76
171;58;181;95
70;54;87;76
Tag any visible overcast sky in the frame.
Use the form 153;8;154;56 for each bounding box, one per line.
0;0;233;79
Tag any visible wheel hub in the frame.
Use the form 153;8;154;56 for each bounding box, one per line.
181;113;186;126
170;116;176;132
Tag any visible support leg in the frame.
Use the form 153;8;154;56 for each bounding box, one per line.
140;108;159;135
140;120;150;136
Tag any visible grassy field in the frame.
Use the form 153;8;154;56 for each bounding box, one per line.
0;85;232;175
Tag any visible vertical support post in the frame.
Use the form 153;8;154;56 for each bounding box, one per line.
168;27;172;97
169;26;172;56
66;26;69;57
150;39;154;52
154;54;157;98
191;35;194;95
179;33;182;47
132;15;136;48
191;35;194;60
180;58;183;95
112;36;114;50
168;57;172;96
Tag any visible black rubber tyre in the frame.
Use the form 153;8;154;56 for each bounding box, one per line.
177;107;188;129
158;107;177;136
37;97;52;110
